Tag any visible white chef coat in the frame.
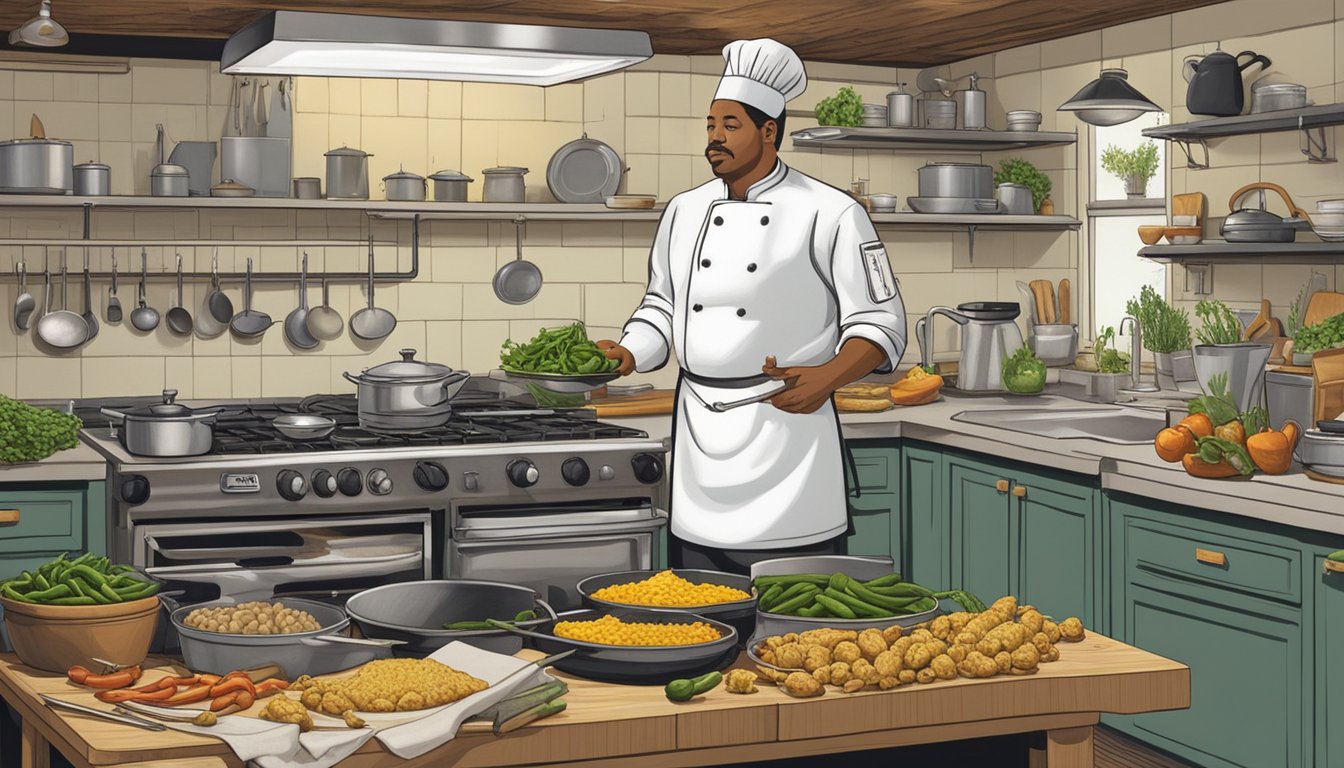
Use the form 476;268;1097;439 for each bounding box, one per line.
619;160;906;549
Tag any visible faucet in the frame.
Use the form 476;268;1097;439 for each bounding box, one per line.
1119;316;1158;393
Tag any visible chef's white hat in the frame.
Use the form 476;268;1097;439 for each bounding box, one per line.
713;38;808;118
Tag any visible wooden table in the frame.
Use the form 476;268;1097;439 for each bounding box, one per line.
0;634;1188;768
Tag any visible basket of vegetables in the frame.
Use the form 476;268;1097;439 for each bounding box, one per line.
500;322;622;393
0;553;162;673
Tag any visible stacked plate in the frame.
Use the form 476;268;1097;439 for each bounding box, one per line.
1299;420;1344;478
1312;199;1344;242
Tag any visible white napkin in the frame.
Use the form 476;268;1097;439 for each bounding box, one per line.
130;642;551;767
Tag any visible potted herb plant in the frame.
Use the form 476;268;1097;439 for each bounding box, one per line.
1086;325;1133;401
1191;299;1271;413
1100;141;1160;198
1125;285;1195;390
993;158;1052;214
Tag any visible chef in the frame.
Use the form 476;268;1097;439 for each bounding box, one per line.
597;38;906;575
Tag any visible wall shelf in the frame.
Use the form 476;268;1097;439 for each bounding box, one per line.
789;126;1078;152
1142;103;1344;168
871;213;1080;230
1139;241;1344;264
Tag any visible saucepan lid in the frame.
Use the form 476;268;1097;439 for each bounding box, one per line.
956;301;1020;321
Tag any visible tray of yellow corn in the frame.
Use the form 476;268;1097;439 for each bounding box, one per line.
576;569;757;640
487;607;739;685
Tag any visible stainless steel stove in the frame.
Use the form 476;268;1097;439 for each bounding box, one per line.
77;379;668;613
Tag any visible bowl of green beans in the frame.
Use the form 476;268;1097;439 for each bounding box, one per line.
0;553;161;673
500;322;623;393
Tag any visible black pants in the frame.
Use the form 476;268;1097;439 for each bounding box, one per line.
668;531;848;577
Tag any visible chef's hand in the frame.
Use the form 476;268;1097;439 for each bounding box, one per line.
596;340;636;376
762;355;835;414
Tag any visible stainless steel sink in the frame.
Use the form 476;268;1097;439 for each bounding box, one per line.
951;406;1167;445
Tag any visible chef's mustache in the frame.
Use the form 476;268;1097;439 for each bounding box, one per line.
705;142;734;159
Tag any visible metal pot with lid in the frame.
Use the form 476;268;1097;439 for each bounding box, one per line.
430;169;472;202
482;166;528;203
99;389;221;457
73;162;110;196
342;349;471;431
382;167;426;201
1220;182;1313;243
210;178;255;197
0;114;74;195
326;146;371;200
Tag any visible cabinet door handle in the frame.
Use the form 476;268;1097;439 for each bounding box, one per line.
995;479;1010;493
1195;548;1226;566
1011;486;1027;498
0;509;18;525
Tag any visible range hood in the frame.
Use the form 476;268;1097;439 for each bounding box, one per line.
221;11;652;86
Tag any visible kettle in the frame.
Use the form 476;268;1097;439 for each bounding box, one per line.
1183;49;1271;117
914;302;1024;392
1220;182;1312;243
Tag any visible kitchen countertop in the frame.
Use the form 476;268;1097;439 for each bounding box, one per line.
0;442;108;484
602;387;1344;538
0;636;1187;768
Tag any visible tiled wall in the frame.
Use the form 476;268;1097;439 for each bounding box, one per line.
958;0;1344;341
0;41;1087;399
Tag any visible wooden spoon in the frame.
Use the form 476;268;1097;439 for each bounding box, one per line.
1058;279;1071;325
1030;280;1054;324
1245;299;1271;341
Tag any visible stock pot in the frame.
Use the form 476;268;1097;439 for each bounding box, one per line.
342;349;470;430
99;389;219;457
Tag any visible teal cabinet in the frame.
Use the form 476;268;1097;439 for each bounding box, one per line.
846;441;900;560
1109;495;1307;768
1311;550;1344;768
942;449;1099;625
0;482;107;575
901;444;944;587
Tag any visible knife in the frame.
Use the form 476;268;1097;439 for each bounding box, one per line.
41;694;167;731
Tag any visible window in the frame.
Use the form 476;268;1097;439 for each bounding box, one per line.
1088;113;1168;347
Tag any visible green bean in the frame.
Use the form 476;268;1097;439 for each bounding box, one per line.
770;591;820;615
862;574;903;588
822;587;891;618
1;583;32;602
814;594;857;619
49;596;97;605
32;572;50;591
70;564;109;587
23;583;73;602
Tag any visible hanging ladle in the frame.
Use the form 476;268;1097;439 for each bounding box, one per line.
35;264;91;350
80;251;99;341
13;262;34;331
349;233;397;341
283;252;319;349
129;248;160;332
165;254;193;336
492;216;542;305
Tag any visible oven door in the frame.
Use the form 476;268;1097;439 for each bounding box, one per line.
450;509;667;610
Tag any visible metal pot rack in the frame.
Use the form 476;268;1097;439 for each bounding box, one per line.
0;202;420;283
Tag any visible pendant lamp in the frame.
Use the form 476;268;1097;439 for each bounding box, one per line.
1058;68;1162;126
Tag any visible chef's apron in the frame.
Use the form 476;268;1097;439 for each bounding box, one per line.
668;196;851;549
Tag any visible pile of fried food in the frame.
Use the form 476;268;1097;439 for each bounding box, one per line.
67;664;289;726
553;614;722;646
750;596;1085;698
291;658;488;716
590;570;751;607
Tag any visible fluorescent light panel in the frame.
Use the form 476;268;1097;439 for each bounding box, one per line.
222;11;652;86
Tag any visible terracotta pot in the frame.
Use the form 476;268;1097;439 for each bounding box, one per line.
1;595;159;673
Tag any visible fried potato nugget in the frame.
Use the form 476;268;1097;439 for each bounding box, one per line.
783;671;823;698
930;654;957;680
803;645;832;672
1043;619;1062;644
832;641;861;665
828;662;852;685
857;628;888;661
1059;617;1086;642
873;650;901;678
725;669;758;694
799;628;857;649
1012;642;1041;671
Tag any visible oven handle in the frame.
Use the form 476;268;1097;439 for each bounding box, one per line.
453;509;668;542
144;549;424;600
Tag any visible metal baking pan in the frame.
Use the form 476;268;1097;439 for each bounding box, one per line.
345;580;557;657
577;569;757;641
492;607;739;685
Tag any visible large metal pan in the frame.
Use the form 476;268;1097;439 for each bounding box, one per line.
345;580;557;657
490;607;738;685
576;569;757;642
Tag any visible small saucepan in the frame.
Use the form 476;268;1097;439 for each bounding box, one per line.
272;413;336;440
100;389;220;457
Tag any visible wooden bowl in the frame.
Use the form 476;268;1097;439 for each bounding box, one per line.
1137;225;1166;245
0;595;159;673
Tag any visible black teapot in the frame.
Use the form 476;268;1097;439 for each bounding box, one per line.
1183;49;1271;117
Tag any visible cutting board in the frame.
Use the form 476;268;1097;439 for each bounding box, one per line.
587;390;675;417
1305;290;1344;327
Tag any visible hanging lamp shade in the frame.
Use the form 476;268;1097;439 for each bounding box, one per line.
1057;68;1162;126
8;0;68;47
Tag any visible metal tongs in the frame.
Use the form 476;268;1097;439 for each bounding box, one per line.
708;382;790;412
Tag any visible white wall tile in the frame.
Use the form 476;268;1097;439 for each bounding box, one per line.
625;73;660;117
398;80;427;118
427;81;462;120
131;61;208;106
53;73;99;103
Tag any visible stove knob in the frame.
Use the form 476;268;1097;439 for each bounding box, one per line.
311;469;338;498
631;453;664;484
337;467;363;496
462;472;480;492
413;461;449;492
506;459;539;488
276;470;307;501
598;465;615;481
120;475;150;505
561;457;591;487
367;468;393;496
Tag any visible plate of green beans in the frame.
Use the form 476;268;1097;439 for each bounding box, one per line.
0;553;162;606
500;322;623;392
